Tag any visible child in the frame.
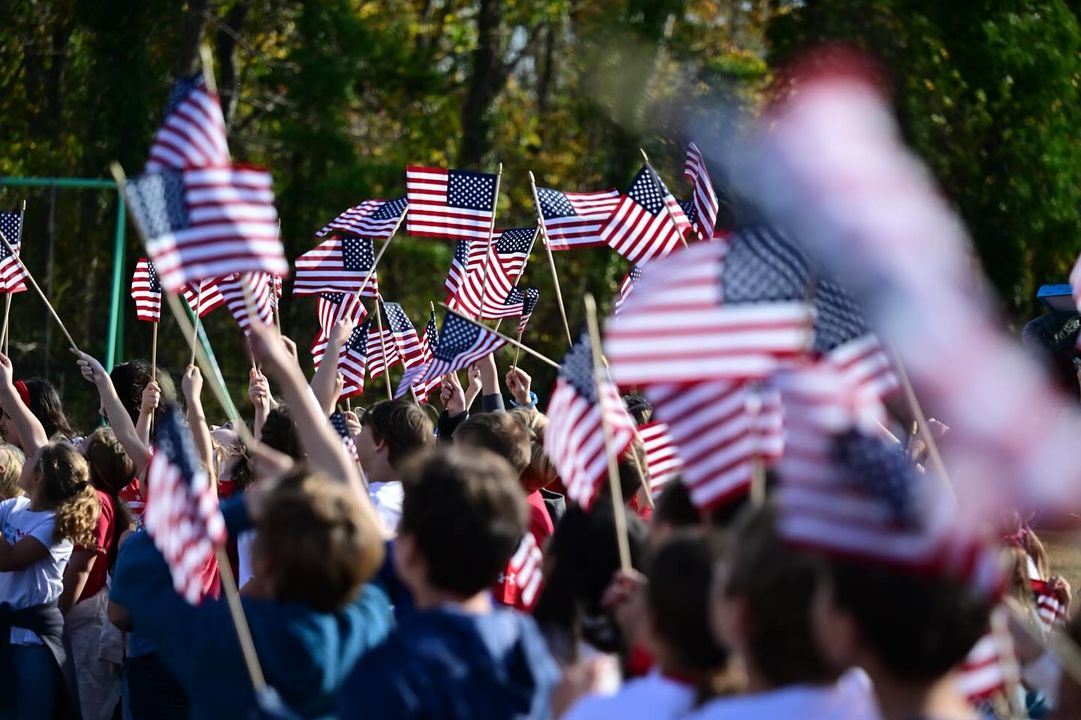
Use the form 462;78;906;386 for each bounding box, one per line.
0;354;100;719
0;443;24;500
107;326;394;718
339;448;559;719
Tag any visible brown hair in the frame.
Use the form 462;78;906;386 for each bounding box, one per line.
399;448;526;596
82;428;136;564
454;411;531;477
0;443;24;500
516;409;557;494
253;467;385;612
360;400;434;468
37;443;99;547
721;505;837;687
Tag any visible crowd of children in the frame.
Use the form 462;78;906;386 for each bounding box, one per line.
0;311;1077;720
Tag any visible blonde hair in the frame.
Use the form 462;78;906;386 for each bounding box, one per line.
0;443;24;500
513;409;557;494
36;443;99;546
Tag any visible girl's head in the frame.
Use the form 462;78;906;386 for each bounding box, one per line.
109;360;177;435
83;427;136;494
0;443;24;500
22;442;99;546
23;379;77;440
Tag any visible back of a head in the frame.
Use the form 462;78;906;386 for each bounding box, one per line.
454;411;531;477
721;505;837;687
84;427;136;494
648;530;729;673
109;360;178;433
362;400;434;469
254;467;385;612
0;444;24;500
399;448;526;596
24;379;76;440
37;442;98;547
260;405;303;460
516;409;556;494
824;559;990;682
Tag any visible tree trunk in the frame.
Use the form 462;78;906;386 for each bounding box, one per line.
174;0;211;77
458;0;506;167
216;0;254;127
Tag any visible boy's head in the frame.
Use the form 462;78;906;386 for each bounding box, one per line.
259;405;303;460
252;467;385;612
454;411;531;479
394;448;526;600
514;409;557;494
357;400;433;479
713;505;837;689
650;480;700;548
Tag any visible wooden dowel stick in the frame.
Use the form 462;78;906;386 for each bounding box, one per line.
150;322;158;384
528;171;574;345
189;282;205;367
584;293;631;571
0;227;78;352
478;163;503;320
438;303;560;368
373;298;393;401
2;293;11;356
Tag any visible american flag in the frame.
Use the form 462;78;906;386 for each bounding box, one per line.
315;197;408;241
535;185;621;250
1030;578;1068;631
181;278;226;318
366;302;403;380
601;165;691;265
444;240;472;301
145;73;229;172
143;405;226;604
645;380;781;509
123;166;286;292
772;362;1001;596
957;633;1008;703
448;227;536;318
409;311;506;390
638;421;682;495
406;166;498;241
311;292;368;368
544;329;637;509
293;235;379;297
335;320;371;398
604;233;813;386
612;265;643;316
329;411;358;461
502;532;544;612
381;302;426;368
218;272;274;335
394;309;441;401
683;143;719;241
0;210;28;294
517;288;540;336
130;257;162;323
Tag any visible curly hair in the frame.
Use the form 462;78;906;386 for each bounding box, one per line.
0;443;24;500
37;443;99;547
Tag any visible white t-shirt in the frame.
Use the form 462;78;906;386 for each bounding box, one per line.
368;481;403;536
237;529;256;588
0;497;73;645
564;671;696;720
684;671;881;720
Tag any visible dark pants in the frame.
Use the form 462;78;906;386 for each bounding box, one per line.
124;653;188;720
0;643;60;719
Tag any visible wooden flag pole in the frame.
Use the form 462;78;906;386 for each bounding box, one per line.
111;159;267;694
584;293;632;572
528;171;574;345
150;322;158;385
477;163;503;320
373;298;393;401
189;282;205;367
438;303;560;369
887;344;953;494
639;149;689;248
511;326;524;368
0;227;78;352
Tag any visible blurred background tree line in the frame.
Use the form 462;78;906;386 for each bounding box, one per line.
1;0;1079;425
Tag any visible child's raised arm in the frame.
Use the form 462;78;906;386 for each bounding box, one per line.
135;381;161;447
309;318;354;416
0;354;48;455
181;365;216;492
76;352;150;474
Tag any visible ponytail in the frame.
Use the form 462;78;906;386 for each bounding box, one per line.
54;483;99;546
34;442;100;546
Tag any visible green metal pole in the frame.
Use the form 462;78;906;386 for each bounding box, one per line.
106;189;126;371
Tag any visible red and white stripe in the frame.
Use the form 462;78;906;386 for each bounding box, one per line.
1030;577;1068;631
684;142;719;241
956;634;1007;703
448;230;534;319
293;236;379;297
311;295;367;369
601;186;690;265
829;334;900;402
148;166;286;292
537;188;621;250
366;324;401;380
145;81;229;172
604;241;812;386
638;421;683;495
130;257;161;323
218;272;274;336
504;532;544;612
181;278;226;318
315;198;406;241
406;166;495;241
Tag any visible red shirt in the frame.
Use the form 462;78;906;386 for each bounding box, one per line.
526;491;554;546
75;490;115;602
120;478;145;521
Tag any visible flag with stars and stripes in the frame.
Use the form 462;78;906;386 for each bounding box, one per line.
218;272;275;336
449;227;536;319
444;240;472;302
145;72;229;172
316;197;408;241
637;421;682;496
181;277;226;318
144;405;226;605
496;532;545;612
366;306;403;381
406;166;498;241
131;257;163;323
613;265;643;317
394;309;442;401
1031;577;1068;632
957;633;1010;704
408;311;506;390
381;301;426;368
544;329;637;509
601;165;692;266
123;166;286;292
517;288;540;336
329;411;358;461
0;210;29;294
311;292;368;369
534;185;621;251
333;320;371;398
683;142;719;241
293;235;379;297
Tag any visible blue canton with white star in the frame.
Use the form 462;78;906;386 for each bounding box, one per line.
495;228;536;254
447;170;497;211
627;166;667;216
0;212;22;257
381;302;413;334
126;170;190;238
344;320;370;355
370;196;408;221
834;430;917;526
163;73;204;117
559;329;599;402
341;237;375;272
320;292;345;306
537;188;576;219
146;260;162;293
434;313;484;361
678;199;698;226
